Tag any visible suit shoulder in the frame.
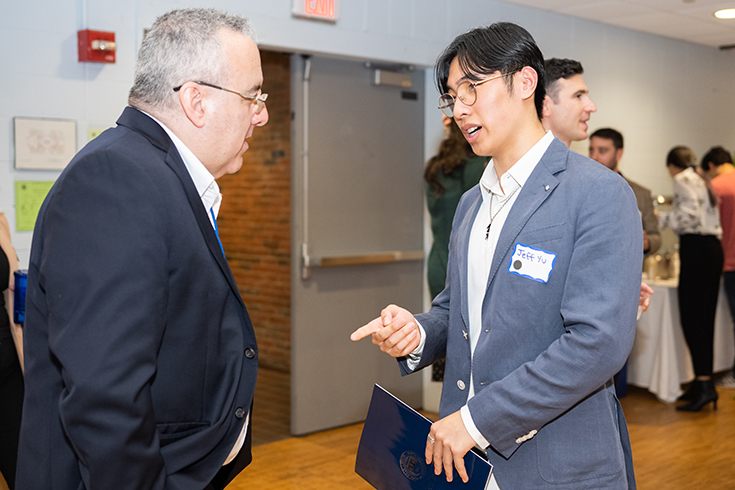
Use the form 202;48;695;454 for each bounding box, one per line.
46;126;180;216
65;125;170;180
541;139;607;178
560;148;625;185
546;148;638;211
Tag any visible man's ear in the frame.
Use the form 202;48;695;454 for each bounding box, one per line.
518;66;538;102
177;82;207;129
542;94;552;119
616;148;625;162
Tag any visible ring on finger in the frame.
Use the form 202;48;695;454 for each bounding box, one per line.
427;434;435;444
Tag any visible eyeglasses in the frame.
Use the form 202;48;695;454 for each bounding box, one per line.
438;72;509;117
173;81;268;114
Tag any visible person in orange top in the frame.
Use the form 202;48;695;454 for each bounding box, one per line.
701;146;735;389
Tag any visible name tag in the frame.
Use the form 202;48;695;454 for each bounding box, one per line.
508;243;556;283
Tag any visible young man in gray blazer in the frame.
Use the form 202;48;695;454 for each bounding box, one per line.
17;9;268;490
353;23;640;490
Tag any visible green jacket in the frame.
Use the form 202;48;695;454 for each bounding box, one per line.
426;155;487;298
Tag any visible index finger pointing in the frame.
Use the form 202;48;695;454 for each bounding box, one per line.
350;318;383;341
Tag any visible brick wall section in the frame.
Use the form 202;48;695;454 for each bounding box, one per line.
218;51;291;372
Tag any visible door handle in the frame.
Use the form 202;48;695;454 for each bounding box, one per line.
302;245;423;279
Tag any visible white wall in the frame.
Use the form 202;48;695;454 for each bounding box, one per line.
3;0;735;267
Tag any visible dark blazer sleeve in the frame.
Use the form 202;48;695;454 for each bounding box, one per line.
39;146;171;489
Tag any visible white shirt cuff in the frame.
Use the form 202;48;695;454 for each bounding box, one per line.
405;320;426;370
460;405;490;450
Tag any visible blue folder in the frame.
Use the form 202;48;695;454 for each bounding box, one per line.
355;384;493;489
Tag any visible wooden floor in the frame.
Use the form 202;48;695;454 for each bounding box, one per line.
232;374;735;490
1;371;732;489
251;367;291;446
622;384;735;489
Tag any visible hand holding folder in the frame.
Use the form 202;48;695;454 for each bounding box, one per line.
425;410;480;483
355;385;493;489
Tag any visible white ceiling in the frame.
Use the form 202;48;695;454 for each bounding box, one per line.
498;0;735;48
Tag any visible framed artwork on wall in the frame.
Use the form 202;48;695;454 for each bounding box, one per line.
13;116;77;170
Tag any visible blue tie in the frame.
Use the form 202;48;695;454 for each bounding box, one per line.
210;207;225;256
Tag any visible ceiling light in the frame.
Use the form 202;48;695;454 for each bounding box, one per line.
715;9;735;19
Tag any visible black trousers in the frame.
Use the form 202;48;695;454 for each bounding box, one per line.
0;330;24;490
678;234;723;377
723;270;735;374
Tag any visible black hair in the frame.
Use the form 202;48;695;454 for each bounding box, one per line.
435;22;546;121
590;128;624;150
700;146;732;171
667;146;696;170
667;146;717;207
544;58;583;102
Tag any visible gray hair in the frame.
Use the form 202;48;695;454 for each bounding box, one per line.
128;8;256;111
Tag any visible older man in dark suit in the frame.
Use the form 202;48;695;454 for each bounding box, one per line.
17;8;268;490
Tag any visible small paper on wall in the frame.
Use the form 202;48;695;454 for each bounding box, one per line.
15;181;54;232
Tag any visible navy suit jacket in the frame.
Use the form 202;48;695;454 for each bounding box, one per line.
16;107;258;490
403;139;641;489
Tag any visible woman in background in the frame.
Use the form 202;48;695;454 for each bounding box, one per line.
659;146;722;412
0;212;23;489
425;116;487;381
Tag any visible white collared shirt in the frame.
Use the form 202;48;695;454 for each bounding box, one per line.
459;131;554;448
659;166;721;237
144;112;222;224
146;112;248;466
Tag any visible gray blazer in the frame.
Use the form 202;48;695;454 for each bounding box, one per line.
402;138;640;489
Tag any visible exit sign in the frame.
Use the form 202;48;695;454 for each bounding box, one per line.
293;0;339;23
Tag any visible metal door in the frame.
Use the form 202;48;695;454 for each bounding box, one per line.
291;54;425;435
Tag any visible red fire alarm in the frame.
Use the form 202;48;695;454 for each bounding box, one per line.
78;29;116;63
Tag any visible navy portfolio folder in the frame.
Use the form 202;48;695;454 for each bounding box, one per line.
355;384;493;489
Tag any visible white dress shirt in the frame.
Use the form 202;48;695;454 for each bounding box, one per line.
409;132;554;450
146;112;248;466
459;131;554;448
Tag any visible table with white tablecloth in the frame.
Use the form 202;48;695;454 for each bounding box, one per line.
626;278;735;402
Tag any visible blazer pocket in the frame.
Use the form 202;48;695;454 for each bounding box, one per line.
157;421;210;445
517;222;565;246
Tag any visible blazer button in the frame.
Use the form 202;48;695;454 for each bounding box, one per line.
244;348;255;359
457;380;466;390
235;407;246;419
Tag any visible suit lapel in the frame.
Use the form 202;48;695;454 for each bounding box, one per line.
163;150;242;291
486;139;567;290
116;107;245;307
456;188;482;330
